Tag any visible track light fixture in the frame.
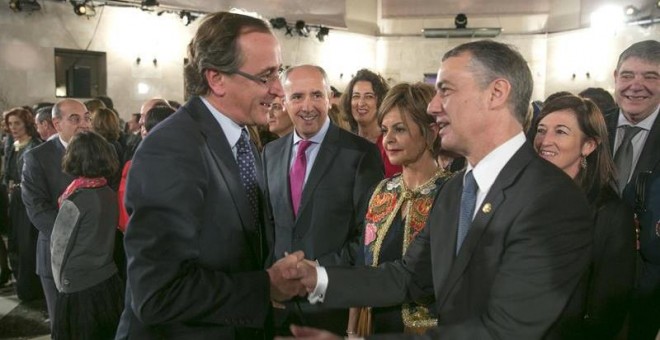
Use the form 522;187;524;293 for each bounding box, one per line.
269;17;330;42
624;5;639;16
295;20;309;37
141;0;158;7
71;0;95;16
316;26;329;42
269;17;287;29
455;13;468;29
179;11;198;26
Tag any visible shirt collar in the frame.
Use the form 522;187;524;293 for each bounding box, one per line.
617;104;659;131
59;136;69;149
466;132;526;194
292;117;330;146
200;96;244;148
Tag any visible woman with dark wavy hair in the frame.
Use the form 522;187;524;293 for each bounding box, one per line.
342;69;401;177
533;94;636;339
1;107;43;299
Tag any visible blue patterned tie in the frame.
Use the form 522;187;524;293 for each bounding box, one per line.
456;170;477;255
236;129;259;222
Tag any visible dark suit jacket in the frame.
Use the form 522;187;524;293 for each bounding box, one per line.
547;193;636;339
322;143;593;339
604;108;660;202
262;124;382;332
21;138;74;277
263;123;383;266
115;97;271;340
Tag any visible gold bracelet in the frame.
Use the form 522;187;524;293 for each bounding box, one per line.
346;331;355;335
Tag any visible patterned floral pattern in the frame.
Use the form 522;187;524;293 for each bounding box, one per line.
362;170;450;329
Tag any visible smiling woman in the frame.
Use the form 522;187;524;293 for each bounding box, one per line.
533;94;636;338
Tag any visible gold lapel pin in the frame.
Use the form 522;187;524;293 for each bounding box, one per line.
482;203;492;214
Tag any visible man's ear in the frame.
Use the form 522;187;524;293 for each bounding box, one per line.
205;69;227;96
52;117;62;131
488;78;511;110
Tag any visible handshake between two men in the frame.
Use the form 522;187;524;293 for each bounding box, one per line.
266;250;318;302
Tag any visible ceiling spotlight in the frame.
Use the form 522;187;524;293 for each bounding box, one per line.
316;26;329;42
624;5;639;16
270;17;287;29
455;13;468;29
295;20;309;37
9;0;19;11
179;11;198;26
71;0;95;16
73;2;86;15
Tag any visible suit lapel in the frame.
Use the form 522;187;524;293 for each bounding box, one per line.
436;145;534;307
604;109;618;154
429;172;462;298
274;134;296;222
183;98;261;259
633;113;660;174
296;124;339;220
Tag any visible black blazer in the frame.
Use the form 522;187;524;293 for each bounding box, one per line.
21;138;74;277
262;123;383;266
115;97;271;339
322;143;593;339
604;108;660;201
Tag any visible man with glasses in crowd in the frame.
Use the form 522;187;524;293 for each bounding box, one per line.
22;98;91;330
115;11;307;339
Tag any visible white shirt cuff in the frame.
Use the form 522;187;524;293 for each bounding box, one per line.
307;266;328;304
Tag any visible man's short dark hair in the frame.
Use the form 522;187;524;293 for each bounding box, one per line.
616;40;660;71
443;40;533;124
35;106;54;124
184;11;273;97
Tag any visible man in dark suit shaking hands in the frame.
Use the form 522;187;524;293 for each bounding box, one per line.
115;11;307;340
289;41;593;339
263;65;383;334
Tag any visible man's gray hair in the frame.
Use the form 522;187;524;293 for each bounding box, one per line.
616;40;660;71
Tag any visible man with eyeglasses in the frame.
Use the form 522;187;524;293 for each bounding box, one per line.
21;98;91;331
115;11;307;340
262;65;383;335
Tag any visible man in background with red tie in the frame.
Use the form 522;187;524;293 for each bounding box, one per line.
262;64;383;335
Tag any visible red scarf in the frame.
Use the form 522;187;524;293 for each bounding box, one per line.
58;177;107;207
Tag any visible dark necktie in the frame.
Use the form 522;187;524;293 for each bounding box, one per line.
236;129;259;222
456;170;477;255
290;140;313;217
614;125;642;194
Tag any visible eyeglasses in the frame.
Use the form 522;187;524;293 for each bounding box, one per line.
234;67;282;87
66;113;92;125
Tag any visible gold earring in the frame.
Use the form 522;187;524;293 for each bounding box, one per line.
580;156;587;169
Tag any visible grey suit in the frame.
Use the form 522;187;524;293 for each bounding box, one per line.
22;138;75;323
321;143;593;339
115;97;272;340
263;123;383;333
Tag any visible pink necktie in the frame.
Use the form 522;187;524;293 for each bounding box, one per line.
290;140;313;216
